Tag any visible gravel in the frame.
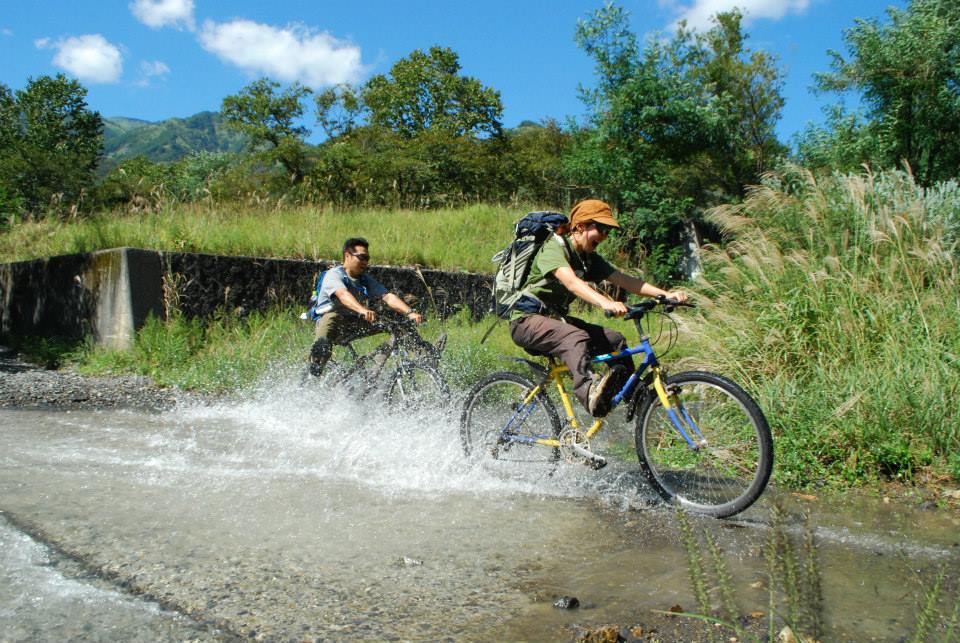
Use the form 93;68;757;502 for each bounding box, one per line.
0;346;202;411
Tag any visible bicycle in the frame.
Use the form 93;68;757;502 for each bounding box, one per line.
305;317;449;410
459;297;773;518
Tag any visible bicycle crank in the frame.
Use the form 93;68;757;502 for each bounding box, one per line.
558;429;607;470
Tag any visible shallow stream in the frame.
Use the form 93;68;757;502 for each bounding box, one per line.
1;376;957;641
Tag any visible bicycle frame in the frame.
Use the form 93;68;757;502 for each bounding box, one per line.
333;328;433;397
505;316;707;453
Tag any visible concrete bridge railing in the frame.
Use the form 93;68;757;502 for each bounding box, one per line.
0;248;493;349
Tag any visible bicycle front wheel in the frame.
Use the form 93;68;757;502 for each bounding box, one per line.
460;371;561;464
385;361;449;410
635;370;772;518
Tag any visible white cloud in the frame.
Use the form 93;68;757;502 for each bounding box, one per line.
2;28;13;37
671;0;810;31
141;60;170;77
37;34;123;84
198;19;363;88
135;59;171;86
130;0;195;31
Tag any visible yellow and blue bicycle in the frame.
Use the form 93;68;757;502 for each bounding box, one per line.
459;297;773;518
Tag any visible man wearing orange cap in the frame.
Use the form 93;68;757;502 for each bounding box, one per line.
509;199;688;416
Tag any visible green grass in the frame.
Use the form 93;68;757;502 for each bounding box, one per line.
0;203;527;273
70;309;306;393
60;305;525;396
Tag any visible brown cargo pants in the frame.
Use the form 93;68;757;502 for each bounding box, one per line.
509;314;632;409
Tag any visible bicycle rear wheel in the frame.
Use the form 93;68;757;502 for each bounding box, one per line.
385;361;449;410
460;371;561;464
635;370;772;518
301;343;364;389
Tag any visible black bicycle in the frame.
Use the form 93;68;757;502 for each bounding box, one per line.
305;318;449;410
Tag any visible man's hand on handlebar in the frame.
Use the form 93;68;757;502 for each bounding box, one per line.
666;290;689;304
601;299;628;317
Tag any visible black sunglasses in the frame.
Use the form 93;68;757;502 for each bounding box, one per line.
349;251;370;261
591;222;615;234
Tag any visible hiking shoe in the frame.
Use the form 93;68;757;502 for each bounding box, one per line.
587;365;628;417
587;371;612;417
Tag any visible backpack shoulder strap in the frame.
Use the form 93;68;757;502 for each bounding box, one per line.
313;269;327;297
481;235;561;343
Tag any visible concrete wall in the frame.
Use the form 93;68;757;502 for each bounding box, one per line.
0;248;493;347
0;252;94;343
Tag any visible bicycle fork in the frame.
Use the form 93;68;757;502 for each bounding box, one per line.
651;367;707;450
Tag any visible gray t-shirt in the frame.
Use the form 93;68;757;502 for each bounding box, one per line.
314;265;388;316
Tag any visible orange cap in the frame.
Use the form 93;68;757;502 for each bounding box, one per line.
570;199;620;229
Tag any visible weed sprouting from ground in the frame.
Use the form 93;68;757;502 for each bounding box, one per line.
674;505;822;641
676;504;959;642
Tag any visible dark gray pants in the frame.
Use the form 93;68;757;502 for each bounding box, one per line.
509;314;631;408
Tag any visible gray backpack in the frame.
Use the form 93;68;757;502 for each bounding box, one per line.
482;211;568;341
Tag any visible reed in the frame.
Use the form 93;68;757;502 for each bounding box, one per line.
688;167;960;486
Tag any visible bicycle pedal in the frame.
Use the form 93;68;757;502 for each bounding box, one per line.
588;457;607;470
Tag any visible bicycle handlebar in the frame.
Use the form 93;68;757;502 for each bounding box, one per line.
605;295;694;319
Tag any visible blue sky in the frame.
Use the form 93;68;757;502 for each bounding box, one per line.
2;0;906;144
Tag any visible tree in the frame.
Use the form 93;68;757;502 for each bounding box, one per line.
809;0;960;184
314;84;364;139
569;3;786;280
689;11;785;193
221;78;312;183
307;47;506;208
0;74;103;219
502;120;572;205
362;46;503;139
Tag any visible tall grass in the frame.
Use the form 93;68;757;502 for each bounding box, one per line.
0;203;526;273
689;166;960;486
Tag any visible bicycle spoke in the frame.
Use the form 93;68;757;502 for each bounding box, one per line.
386;362;448;410
637;371;772;518
460;372;560;465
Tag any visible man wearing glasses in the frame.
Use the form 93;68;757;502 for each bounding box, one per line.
308;237;423;376
508;199;687;417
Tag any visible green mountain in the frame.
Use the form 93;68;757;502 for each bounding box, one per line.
101;111;248;169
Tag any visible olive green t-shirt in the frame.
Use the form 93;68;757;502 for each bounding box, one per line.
511;233;617;319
